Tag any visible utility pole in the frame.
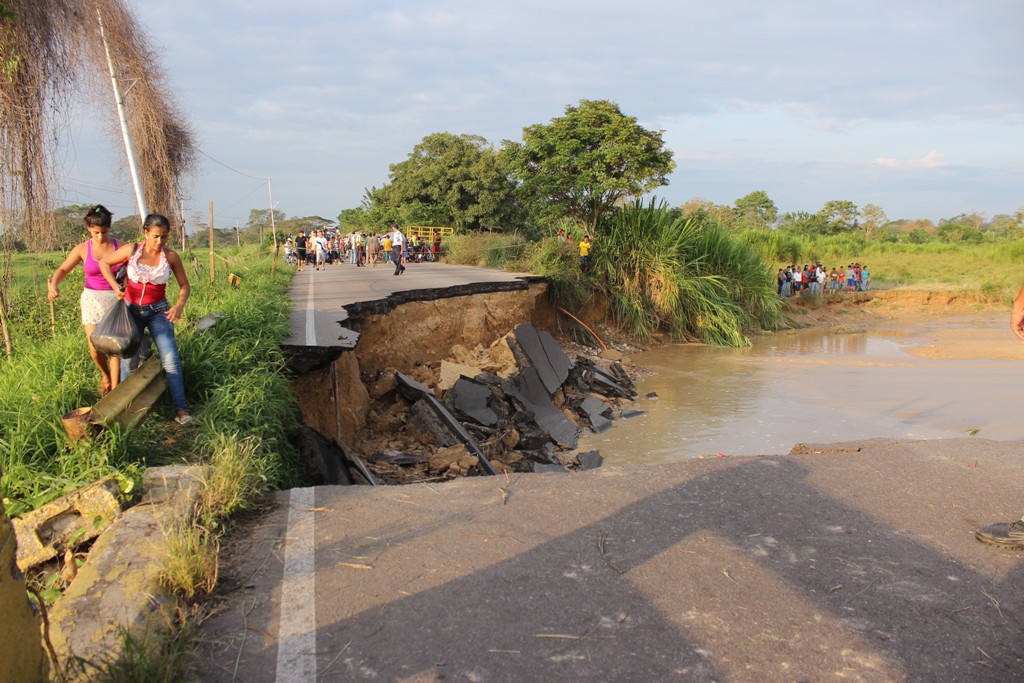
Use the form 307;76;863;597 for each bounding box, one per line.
97;8;147;220
269;178;280;277
178;195;186;250
235;219;240;246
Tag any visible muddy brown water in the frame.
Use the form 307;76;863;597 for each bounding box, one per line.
583;313;1024;464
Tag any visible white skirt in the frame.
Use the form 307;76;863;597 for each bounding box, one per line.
80;288;119;326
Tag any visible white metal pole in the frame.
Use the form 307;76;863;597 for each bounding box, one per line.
97;8;148;219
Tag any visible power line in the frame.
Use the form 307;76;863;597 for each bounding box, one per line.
197;148;267;181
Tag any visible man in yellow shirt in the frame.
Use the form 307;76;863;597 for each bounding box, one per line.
579;235;592;269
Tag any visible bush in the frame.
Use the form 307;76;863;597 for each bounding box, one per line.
590;200;783;345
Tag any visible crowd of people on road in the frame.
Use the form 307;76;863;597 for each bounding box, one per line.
284;224;443;273
777;262;870;297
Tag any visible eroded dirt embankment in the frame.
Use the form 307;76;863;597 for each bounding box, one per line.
288;281;643;484
293;283;558;446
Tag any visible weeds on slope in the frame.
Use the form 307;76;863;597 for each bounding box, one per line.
0;244;300;518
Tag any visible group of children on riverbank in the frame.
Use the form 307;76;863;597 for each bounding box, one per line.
777;262;870;297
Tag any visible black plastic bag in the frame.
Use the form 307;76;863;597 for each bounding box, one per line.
91;299;141;358
113;243;137;290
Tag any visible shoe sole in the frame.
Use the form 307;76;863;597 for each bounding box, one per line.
974;531;1024;549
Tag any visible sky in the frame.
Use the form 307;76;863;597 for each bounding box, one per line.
55;0;1024;229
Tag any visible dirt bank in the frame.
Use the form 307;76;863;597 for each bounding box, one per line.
783;289;1022;361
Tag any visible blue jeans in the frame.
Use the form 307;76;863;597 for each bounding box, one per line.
121;299;187;413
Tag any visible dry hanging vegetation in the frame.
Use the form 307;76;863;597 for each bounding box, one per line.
0;0;196;241
0;0;195;358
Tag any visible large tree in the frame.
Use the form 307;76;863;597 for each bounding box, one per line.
817;200;859;233
383;132;519;231
778;211;827;235
733;190;777;231
504;99;675;233
859;203;888;239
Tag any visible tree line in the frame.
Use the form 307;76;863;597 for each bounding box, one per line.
327;98;1022;247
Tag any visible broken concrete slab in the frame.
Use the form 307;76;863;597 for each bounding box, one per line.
47;465;206;668
288;426;356;486
448;377;499;427
437;361;484;392
504;367;578;449
621;408;646;419
512;323;573;396
575;451;604;471
13;477;122;571
531;462;566;474
573;359;635;399
395;372;497;475
369;451;428;466
408;399;460;448
580;396;613;434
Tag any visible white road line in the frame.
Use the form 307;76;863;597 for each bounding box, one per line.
275;487;317;682
305;270;316;346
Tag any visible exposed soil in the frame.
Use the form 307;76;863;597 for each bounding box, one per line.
782;289;1020;361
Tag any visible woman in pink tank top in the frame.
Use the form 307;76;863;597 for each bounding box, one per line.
47;205;123;396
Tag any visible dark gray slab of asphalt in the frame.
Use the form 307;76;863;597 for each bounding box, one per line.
196;437;1024;682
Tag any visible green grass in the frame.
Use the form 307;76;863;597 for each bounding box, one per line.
773;235;1024;294
0;244;301;517
588;201;783;345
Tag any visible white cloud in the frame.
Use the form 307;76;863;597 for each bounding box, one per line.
872;151;947;169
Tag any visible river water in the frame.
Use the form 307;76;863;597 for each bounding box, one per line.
582;313;1024;465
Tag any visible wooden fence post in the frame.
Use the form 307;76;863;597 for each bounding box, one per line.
208;202;215;285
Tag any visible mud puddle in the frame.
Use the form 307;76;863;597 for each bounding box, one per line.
582;313;1024;464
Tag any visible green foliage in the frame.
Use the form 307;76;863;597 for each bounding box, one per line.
778;210;827;235
504;99;675;232
737;230;804;268
783;234;1024;292
72;621;194;683
818;200;859;232
336;206;368;230
523;237;589;311
590;200;781;345
860;203;888;237
443;232;527;269
733;190;778;230
375;132;521;232
246;208;286;236
0;245;300;516
937;221;985;244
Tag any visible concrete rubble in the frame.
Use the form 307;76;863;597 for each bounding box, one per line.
356;323;637;483
30;466;206;675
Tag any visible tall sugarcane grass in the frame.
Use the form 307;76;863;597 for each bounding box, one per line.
591;200;783;345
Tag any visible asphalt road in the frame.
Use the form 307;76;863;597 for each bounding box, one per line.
283;259;528;349
196;437;1024;682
